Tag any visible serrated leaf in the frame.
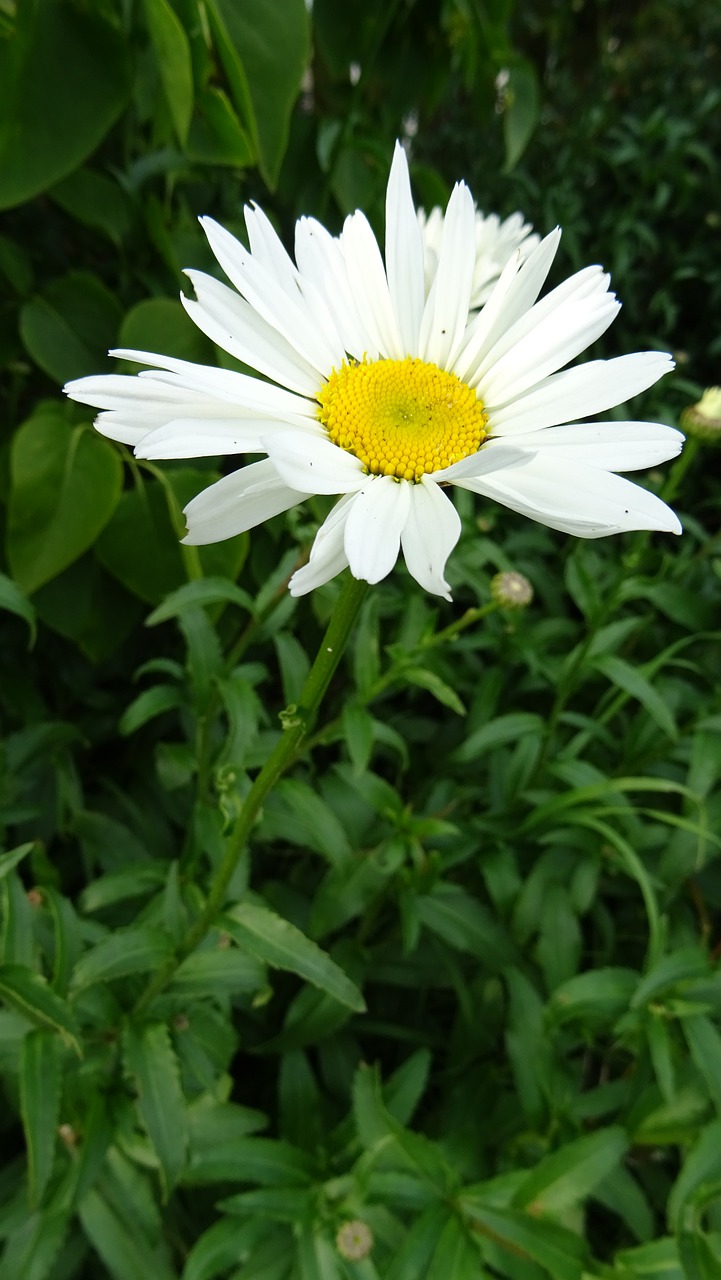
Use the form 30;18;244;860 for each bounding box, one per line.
0;965;81;1054
513;1126;629;1215
223;903;365;1011
123;1021;188;1197
71;926;174;990
20;1030;62;1208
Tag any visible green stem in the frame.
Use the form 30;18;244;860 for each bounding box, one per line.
133;573;369;1015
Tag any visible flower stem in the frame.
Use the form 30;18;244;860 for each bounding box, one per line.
133;573;369;1015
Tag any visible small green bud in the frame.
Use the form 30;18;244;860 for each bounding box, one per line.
680;386;721;443
336;1220;373;1261
490;570;533;609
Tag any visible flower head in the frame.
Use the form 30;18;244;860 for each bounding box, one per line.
418;204;540;308
680;385;721;443
65;143;682;601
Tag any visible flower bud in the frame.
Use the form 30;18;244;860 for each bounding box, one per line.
490;570;533;609
336;1219;373;1261
680;386;721;443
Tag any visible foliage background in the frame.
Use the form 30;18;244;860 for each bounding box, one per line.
1;0;721;1277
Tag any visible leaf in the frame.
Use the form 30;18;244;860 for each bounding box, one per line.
118;298;215;365
49;168;131;246
119;685;184;737
0;843;36;881
416;884;517;969
452;712;544;763
667;1119;721;1231
257;778;354;865
123;1021;188;1197
460;1199;586;1280
169;948;266;997
0;574;37;647
0;1206;70;1280
185;1136;315;1186
209;0;310;187
513;1127;629;1215
146;576;253;626
426;1213;480;1280
548;968;637;1026
20;1030;62;1208
20;272;122;384
0;0;129;210
187;87;256;168
386;1204;454;1280
7;408;123;595
0;964;81;1054
402;667;466;715
71;926;175;990
143;0;194;146
594;654;677;738
223;904;365;1012
77;1186;176;1280
502;58;540;172
683;1016;721;1113
181;1217;270;1280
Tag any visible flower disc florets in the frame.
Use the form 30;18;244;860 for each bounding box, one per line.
317;356;488;482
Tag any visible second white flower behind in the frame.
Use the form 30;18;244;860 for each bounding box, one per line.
65;142;682;600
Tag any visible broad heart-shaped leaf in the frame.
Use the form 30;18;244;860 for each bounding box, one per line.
7;406;123;595
118;298;215;365
20;272;123;384
223;903;365;1012
20;1029;62;1208
95;468;248;605
123;1021;188;1198
210;0;310;188
0;0;129;210
32;554;144;663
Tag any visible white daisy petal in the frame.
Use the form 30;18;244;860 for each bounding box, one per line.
200;216;345;373
182;460;309;545
453;454;682;537
135;415;323;460
344;475;412;583
418;180;476;367
504;422;684;472
244;202;299;291
400;478;461;600
434;444;529;482
265;432;367;494
386;142;428;355
289;494;354;596
295;217;375;359
341;210;404;359
490;352;675;435
181;271;321;395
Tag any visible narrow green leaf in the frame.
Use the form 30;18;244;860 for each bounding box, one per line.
169;948;266;997
461;1199;585;1280
143;0;194;145
123;1021;188;1197
426;1213;480;1280
548;967;637;1026
185;1136;314;1186
513;1127;629;1215
146;576;253;625
0;843;35;881
0;1206;70;1280
683;1016;721;1113
71;926;174;990
77;1185;176;1280
403;666;466;715
594;654;677;738
0;964;81;1054
20;1030;62;1208
119;685;184;736
386;1204;454;1280
452;712;544;763
667;1119;721;1231
502;58;540;172
181;1217;269;1280
223;903;365;1011
0;574;36;646
416;884;517;969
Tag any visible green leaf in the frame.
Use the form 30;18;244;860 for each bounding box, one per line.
0;574;36;647
683;1016;721;1113
0;965;81;1054
169;948;266;997
513;1127;629;1215
0;1206;70;1280
123;1021;188;1197
118;298;215;365
7;408;123;595
296;1224;344;1280
119;685;184;737
614;1237;683;1278
185;1136;315;1186
667;1119;721;1231
187;87;256;168
20;272;122;384
426;1213;480;1280
502;58;540;172
258;779;354;865
403;666;466;715
71;926;175;990
386;1204;454;1280
209;0;310;187
460;1199;585;1280
416;884;517;969
0;0;129;210
146;576;253;625
143;0;194;146
452;712;544;763
20;1030;62;1209
223;903;365;1011
77;1185;176;1280
548;967;638;1026
594;654;677;738
0;843;36;882
181;1217;271;1280
49;168;131;246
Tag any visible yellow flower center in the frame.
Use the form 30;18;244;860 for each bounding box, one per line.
317;356;488;482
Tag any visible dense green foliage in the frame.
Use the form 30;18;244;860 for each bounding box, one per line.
2;1;721;1277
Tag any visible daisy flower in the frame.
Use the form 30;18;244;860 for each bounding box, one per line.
418;205;540;308
65;143;682;601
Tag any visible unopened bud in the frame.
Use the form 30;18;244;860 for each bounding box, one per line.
336;1219;373;1261
681;386;721;443
491;570;533;609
